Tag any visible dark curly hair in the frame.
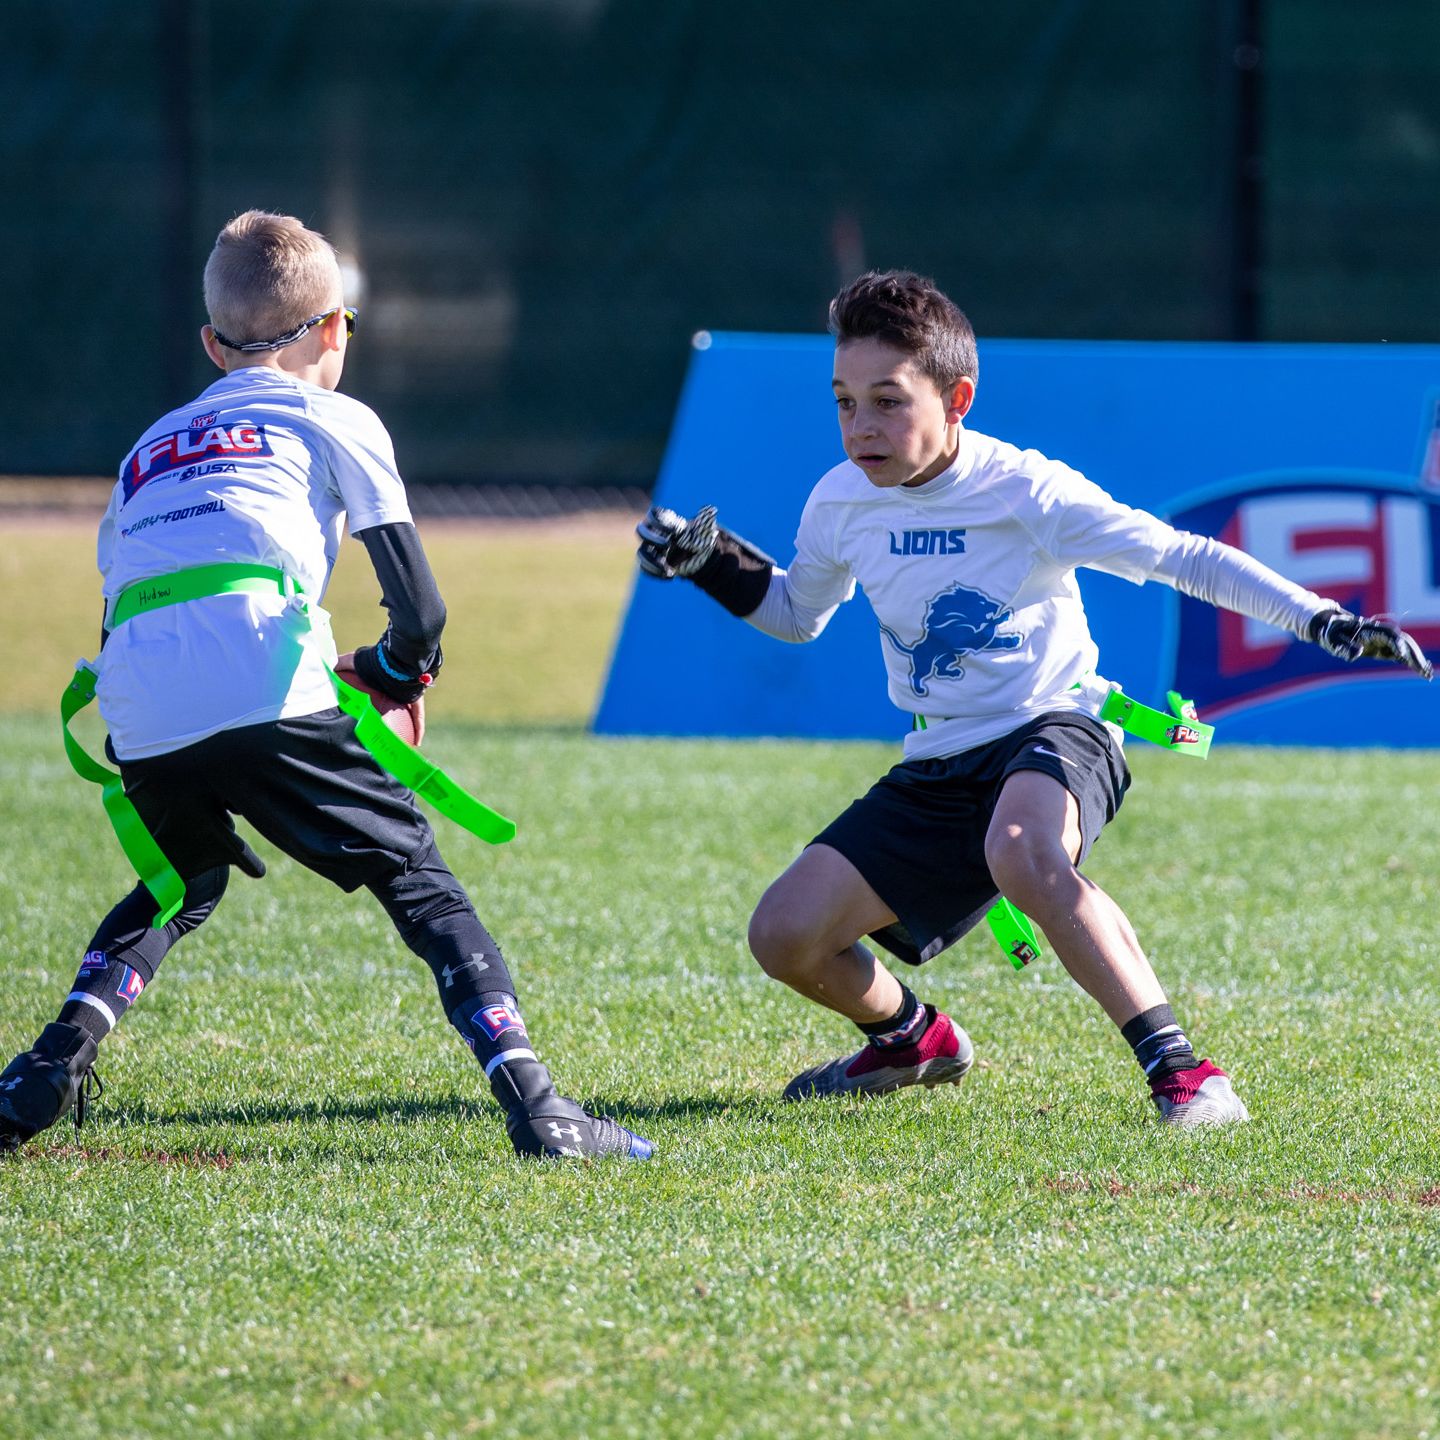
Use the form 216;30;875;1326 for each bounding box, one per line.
828;270;978;392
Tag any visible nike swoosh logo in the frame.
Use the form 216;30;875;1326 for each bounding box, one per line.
1029;745;1075;766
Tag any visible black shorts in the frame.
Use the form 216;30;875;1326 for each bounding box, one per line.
116;708;435;891
811;712;1130;967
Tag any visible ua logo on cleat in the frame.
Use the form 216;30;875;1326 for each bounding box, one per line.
547;1121;583;1144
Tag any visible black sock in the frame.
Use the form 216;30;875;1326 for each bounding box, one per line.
56;868;227;1044
58;949;155;1043
857;984;928;1050
1121;1003;1198;1083
448;990;560;1117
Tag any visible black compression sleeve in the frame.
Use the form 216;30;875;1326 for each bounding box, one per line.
688;528;775;618
352;521;447;701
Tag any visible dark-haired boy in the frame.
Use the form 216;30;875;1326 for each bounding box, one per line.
637;269;1431;1126
0;210;651;1162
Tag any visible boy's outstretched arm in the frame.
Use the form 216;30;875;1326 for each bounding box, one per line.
348;521;447;710
1147;530;1433;681
637;504;848;642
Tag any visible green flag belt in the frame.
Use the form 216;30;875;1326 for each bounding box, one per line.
65;562;515;928
1096;687;1213;758
61;664;189;927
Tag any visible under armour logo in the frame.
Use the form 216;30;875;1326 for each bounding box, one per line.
441;954;491;988
547;1121;583;1144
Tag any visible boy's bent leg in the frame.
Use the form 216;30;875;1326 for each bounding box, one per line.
368;838;652;1159
985;771;1165;1026
985;770;1247;1126
750;846;974;1101
748;843;906;1023
0;868;229;1152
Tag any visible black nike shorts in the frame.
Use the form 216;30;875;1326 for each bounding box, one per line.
810;711;1130;966
116;708;435;890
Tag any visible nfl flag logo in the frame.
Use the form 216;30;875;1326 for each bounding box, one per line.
1171;475;1440;719
118;966;146;1001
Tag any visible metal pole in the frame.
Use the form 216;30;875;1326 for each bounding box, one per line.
1226;0;1264;341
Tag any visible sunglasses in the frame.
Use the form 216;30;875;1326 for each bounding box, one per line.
213;306;358;353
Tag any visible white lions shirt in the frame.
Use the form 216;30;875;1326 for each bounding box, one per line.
95;367;412;760
749;428;1327;761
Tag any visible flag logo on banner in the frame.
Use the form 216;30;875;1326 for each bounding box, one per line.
1170;478;1440;718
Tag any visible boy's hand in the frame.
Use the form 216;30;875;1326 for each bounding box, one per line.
335;649;427;744
1309;609;1433;679
637;504;719;579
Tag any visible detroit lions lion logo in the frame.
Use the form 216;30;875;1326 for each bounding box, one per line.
878;582;1022;697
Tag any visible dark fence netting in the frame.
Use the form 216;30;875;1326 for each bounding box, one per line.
2;0;1436;485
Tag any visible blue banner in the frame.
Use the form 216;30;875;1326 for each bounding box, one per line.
597;334;1440;747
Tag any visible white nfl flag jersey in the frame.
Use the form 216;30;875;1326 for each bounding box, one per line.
95;367;412;759
748;428;1327;760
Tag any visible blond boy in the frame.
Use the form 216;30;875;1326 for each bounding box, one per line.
1;211;651;1161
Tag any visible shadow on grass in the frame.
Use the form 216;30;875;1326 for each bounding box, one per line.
106;1091;757;1131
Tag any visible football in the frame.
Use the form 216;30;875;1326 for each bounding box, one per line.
334;666;420;746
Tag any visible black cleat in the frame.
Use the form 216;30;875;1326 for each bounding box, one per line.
0;1023;102;1155
506;1095;654;1161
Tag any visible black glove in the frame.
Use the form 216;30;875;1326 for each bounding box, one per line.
1309;608;1433;680
636;504;719;579
636;503;776;617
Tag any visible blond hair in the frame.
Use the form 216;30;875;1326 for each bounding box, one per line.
203;211;341;344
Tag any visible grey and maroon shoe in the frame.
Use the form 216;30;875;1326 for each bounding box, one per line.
783;1007;974;1101
1150;1059;1249;1128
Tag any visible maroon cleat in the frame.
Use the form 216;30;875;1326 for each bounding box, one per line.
783;1007;974;1101
1150;1059;1250;1128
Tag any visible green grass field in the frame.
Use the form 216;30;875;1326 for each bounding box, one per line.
3;519;1439;1439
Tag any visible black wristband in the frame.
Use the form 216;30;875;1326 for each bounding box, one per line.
687;528;774;618
351;643;430;704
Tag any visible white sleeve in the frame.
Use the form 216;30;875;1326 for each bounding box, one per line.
743;487;856;643
1023;457;1330;632
1025;459;1175;584
1149;530;1330;638
744;566;846;642
311;392;413;532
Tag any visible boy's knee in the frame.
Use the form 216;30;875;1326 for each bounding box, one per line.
747;898;818;984
984;825;1068;904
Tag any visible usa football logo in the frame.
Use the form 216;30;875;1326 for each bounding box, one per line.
1170;474;1440;718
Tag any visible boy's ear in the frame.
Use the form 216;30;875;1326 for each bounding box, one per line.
946;376;976;424
319;307;347;352
200;324;229;372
